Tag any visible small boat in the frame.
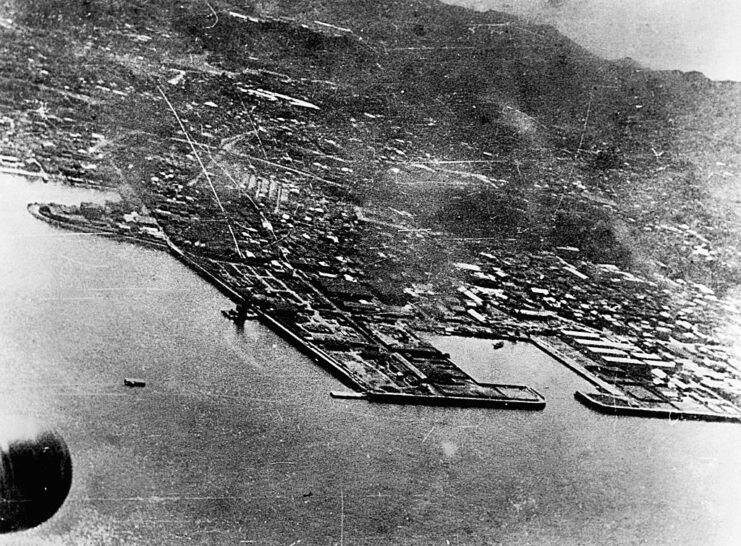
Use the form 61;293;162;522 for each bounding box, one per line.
123;377;146;388
492;340;505;350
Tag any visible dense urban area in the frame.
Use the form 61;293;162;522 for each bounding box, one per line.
3;0;741;421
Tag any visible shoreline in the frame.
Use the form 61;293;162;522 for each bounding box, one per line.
29;200;547;411
28;199;741;421
27;203;169;251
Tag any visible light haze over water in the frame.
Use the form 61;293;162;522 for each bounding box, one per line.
445;0;741;81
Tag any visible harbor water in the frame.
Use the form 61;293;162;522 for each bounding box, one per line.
1;174;740;545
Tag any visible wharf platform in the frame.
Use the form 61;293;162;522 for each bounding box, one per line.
260;308;546;409
574;391;741;423
368;388;545;409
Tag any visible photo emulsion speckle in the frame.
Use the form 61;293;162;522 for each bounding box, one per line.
0;1;739;544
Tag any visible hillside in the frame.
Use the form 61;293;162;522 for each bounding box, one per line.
2;0;741;403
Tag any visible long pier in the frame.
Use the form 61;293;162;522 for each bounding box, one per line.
575;391;741;423
368;390;545;409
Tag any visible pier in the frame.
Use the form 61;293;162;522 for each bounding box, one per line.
27;198;741;421
29;198;546;409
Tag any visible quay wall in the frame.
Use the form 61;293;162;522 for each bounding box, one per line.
254;308;368;392
530;335;624;396
367;391;545;410
574;391;741;423
165;242;244;304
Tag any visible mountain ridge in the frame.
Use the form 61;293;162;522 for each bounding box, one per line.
1;0;740;293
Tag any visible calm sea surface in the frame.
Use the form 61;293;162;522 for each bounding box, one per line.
1;174;740;545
